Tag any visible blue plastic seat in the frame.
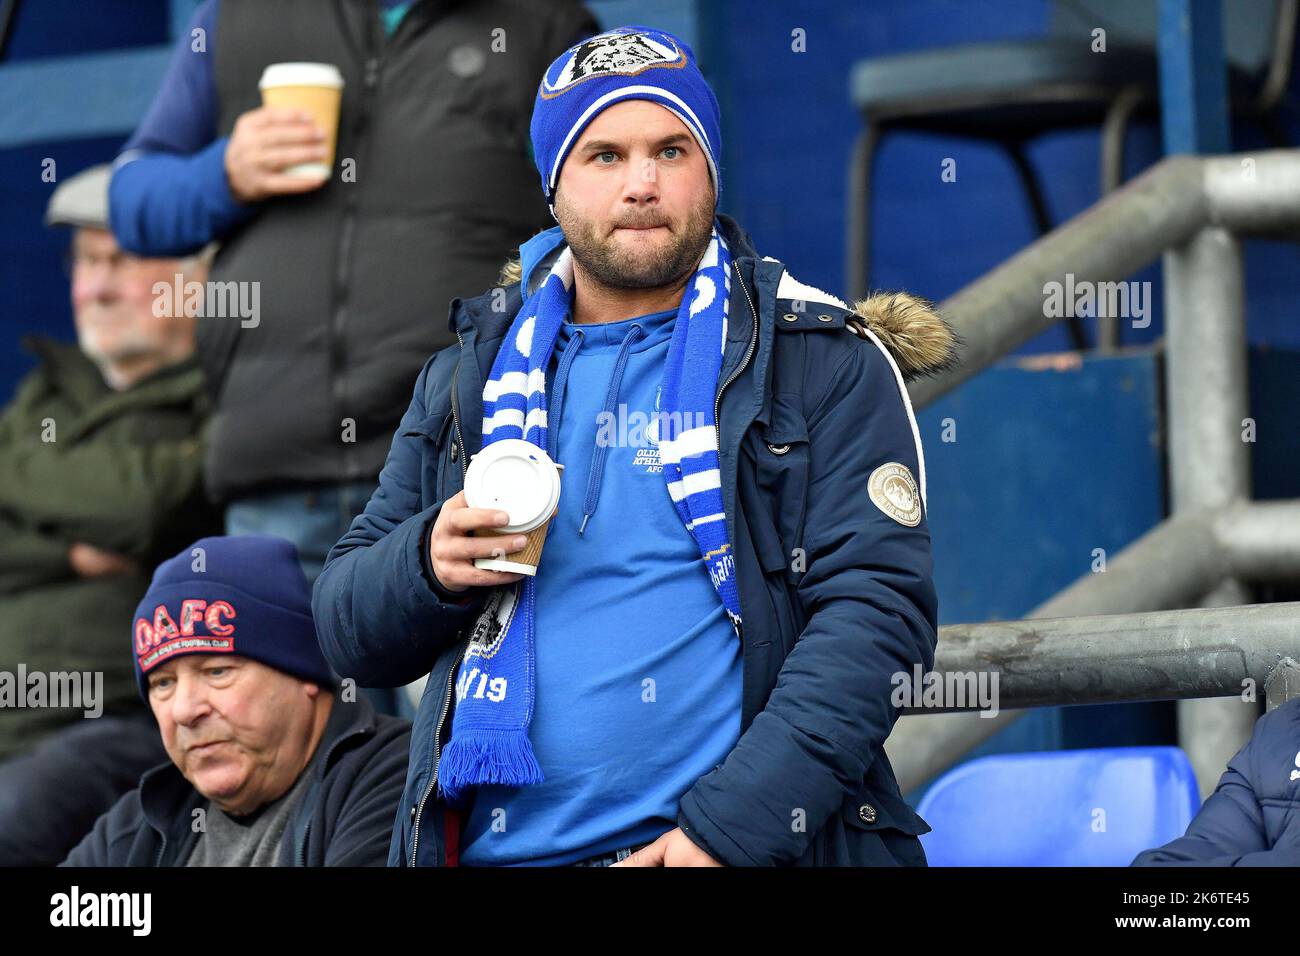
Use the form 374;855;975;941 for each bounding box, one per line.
916;746;1201;866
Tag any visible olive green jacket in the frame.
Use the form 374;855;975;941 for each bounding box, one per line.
0;337;221;759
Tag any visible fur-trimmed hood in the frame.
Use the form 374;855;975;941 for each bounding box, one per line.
496;256;957;382
841;291;959;382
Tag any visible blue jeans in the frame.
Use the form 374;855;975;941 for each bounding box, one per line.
225;479;377;584
225;479;408;715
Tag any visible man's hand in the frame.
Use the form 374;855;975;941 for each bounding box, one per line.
68;542;139;578
612;828;722;867
429;490;527;593
224;106;330;203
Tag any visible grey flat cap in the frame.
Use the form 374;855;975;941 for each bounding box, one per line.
45;163;112;230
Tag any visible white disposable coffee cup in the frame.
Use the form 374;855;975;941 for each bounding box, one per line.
463;439;563;576
258;62;344;179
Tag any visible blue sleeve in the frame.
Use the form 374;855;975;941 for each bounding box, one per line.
109;0;256;255
678;335;940;866
312;355;488;689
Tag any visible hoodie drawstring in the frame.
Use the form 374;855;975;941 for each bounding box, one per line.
548;328;585;461
579;323;643;534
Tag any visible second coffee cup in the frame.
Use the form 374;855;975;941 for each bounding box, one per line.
258;61;344;179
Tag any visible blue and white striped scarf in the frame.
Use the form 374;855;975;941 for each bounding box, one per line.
438;223;742;803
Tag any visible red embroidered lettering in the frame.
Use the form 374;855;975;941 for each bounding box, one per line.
180;599;208;636
153;604;179;641
205;600;236;636
134;618;155;655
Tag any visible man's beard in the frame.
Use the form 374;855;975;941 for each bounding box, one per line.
76;309;165;388
556;191;715;291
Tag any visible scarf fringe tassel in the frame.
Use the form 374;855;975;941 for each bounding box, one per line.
439;729;544;803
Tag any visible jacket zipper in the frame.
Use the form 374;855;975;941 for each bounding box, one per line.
409;588;520;865
410;327;470;865
409;643;462;866
292;728;356;866
329;10;384;483
712;257;759;639
713;260;759;642
449;328;468;483
716;260;760;431
410;590;521;865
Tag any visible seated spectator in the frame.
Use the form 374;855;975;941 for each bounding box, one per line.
0;164;221;865
63;535;410;866
1132;697;1300;866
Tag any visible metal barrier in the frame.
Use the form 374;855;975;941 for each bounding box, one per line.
886;150;1300;797
904;603;1299;714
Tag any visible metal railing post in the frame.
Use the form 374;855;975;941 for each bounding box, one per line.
1163;225;1257;798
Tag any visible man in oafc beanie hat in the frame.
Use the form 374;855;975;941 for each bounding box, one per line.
63;536;411;866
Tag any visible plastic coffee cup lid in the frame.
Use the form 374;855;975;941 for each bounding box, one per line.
464;439;562;534
259;62;344;90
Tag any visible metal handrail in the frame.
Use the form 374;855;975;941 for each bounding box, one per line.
909;149;1300;409
906;602;1300;715
886;149;1300;795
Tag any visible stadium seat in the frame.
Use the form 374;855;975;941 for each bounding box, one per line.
916;746;1202;866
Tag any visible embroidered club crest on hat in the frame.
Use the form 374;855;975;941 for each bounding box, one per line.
539;29;688;96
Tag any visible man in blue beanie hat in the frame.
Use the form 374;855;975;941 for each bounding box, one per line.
64;535;411;866
316;26;957;867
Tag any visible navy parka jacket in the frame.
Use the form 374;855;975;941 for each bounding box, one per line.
313;214;957;866
1133;697;1300;866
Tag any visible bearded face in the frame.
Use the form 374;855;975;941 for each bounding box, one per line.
556;176;714;291
554;100;715;293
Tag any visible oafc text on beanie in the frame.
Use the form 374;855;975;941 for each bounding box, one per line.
132;535;335;700
529;25;722;216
